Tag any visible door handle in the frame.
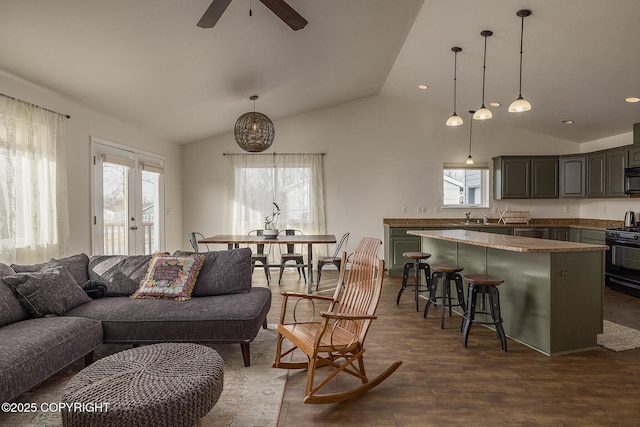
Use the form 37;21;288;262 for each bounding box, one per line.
130;226;138;230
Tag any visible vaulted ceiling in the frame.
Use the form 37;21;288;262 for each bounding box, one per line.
1;0;639;144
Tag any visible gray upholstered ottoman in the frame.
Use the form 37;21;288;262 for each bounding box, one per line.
60;343;223;427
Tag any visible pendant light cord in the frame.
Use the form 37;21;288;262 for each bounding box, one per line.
518;14;525;97
481;34;488;108
468;114;474;156
453;50;458;114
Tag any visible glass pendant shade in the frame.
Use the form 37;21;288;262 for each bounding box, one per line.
473;107;492;120
465;155;474;165
234;95;275;153
446;113;464;126
508;96;532;112
446;47;463;127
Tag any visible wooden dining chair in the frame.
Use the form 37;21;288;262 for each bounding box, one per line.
278;229;306;285
272;237;402;404
248;229;271;285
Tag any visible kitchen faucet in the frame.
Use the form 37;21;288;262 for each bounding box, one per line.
465;212;471;224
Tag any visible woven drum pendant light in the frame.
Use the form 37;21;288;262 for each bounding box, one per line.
446;47;464;127
509;9;533;113
473;30;493;120
234;95;275;153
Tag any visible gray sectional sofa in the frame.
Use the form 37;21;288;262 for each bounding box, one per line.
0;248;271;403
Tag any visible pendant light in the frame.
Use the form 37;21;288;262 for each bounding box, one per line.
234;95;275;153
509;9;532;113
473;30;493;120
446;47;464;127
466;110;475;164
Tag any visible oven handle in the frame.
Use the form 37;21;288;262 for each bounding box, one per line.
605;238;640;248
609;277;640;291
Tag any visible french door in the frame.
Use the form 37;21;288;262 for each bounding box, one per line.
91;137;165;255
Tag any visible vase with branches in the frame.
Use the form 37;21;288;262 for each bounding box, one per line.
263;202;281;233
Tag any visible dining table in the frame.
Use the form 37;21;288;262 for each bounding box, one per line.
198;234;337;293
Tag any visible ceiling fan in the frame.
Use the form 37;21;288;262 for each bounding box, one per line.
197;0;308;31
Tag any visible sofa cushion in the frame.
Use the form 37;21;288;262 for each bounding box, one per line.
0;263;30;327
0;316;103;404
88;255;152;296
11;253;90;287
131;254;205;301
3;266;92;317
64;288;272;344
173;248;252;296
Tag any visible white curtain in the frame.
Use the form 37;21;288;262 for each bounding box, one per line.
0;96;69;264
226;153;327;258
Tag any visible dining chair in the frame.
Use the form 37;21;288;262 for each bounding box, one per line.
316;232;350;290
248;229;271;285
187;232;209;253
278;229;306;285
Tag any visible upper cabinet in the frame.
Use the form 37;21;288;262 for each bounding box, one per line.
587;152;606;198
605;148;628;197
493;156;558;199
559;155;586;198
628;146;640;167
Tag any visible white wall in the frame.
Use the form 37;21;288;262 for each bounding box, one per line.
0;71;183;256
181;95;583;249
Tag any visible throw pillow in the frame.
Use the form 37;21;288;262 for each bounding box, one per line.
173;248;251;296
131;254;205;301
11;253;90;288
3;266;92;317
0;263;30;326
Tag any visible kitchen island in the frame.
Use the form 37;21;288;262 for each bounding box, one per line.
408;229;609;355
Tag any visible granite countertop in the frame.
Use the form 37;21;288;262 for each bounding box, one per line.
384;217;621;230
407;229;609;253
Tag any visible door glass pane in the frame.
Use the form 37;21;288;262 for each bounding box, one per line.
141;170;160;255
103;162;129;255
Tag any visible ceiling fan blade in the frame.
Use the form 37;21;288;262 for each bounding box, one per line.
259;0;308;31
197;0;233;28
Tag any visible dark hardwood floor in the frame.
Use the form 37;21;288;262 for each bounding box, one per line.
258;268;640;427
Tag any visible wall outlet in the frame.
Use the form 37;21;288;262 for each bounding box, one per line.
416;206;421;213
421;206;428;213
401;206;407;214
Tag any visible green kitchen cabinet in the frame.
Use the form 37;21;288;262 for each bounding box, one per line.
605;147;628;197
493;156;558;199
569;228;581;243
629;145;640;167
580;229;606;245
384;226;422;275
587;152;606;198
531;157;559;198
550;227;570;241
559;155;586;198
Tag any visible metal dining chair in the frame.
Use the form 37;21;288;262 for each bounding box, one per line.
278;229;306;285
248;229;271;285
316;232;350;290
187;232;209;253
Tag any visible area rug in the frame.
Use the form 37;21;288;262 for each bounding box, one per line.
0;325;286;427
597;320;640;352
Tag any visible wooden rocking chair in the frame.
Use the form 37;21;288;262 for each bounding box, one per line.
272;237;403;404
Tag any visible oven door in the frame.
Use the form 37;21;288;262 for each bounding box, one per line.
605;237;640;296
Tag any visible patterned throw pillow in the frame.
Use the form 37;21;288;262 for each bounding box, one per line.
131;254;205;301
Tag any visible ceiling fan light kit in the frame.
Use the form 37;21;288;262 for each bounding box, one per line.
234;95;275;153
446;47;464;127
509;9;532;113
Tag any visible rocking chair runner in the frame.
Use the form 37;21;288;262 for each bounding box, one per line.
272;237;403;404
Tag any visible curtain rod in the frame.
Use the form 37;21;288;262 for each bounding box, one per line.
223;152;325;156
1;93;71;119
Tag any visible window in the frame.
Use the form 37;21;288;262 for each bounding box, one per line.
443;163;489;207
0;96;69;263
227;153;326;259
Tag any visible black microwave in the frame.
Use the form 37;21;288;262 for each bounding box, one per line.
625;167;640;194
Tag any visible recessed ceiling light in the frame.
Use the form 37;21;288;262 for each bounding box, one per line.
417;84;429;90
489;102;501;107
562;120;575;125
625;97;640;103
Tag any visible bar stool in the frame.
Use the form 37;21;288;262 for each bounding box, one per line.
424;264;466;329
396;252;431;311
461;274;507;352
